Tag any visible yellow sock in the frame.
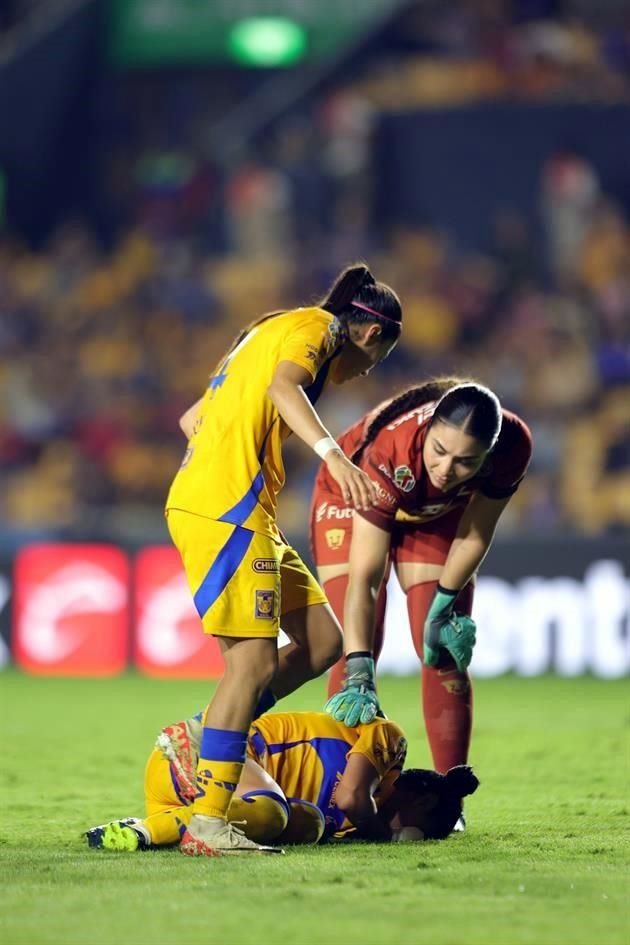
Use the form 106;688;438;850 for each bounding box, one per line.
144;807;193;846
192;727;247;820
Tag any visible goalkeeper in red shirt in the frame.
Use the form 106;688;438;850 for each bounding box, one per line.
312;379;531;817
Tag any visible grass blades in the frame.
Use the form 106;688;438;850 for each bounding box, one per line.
1;671;628;945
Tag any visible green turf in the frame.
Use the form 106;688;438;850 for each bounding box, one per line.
1;671;628;945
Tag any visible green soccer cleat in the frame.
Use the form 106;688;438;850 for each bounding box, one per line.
85;818;151;852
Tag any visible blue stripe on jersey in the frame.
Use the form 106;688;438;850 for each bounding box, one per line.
304;355;335;406
219;469;264;526
193;525;254;618
264;736;350;834
218;420;277;527
249;729;267;759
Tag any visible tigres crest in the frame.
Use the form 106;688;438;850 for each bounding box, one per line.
255;589;277;619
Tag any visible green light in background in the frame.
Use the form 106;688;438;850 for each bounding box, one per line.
227;17;307;67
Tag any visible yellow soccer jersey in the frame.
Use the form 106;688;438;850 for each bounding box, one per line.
166;308;345;540
248;711;408;837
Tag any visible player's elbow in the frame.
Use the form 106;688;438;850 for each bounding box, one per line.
266;375;292;406
179;407;198;439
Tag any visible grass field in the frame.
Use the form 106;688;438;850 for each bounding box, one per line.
1;670;628;945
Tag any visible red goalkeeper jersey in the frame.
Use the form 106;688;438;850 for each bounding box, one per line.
315;399;532;530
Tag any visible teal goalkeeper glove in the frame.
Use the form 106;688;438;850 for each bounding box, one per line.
423;585;477;672
324;653;380;727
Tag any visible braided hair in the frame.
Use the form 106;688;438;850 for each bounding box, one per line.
352;377;503;465
351;377;463;465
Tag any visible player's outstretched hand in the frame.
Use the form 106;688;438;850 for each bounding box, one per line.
324;450;377;511
324;654;381;726
325;686;380;727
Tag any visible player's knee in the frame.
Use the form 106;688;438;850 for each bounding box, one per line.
228;791;289;843
279;799;326;845
253;658;277;693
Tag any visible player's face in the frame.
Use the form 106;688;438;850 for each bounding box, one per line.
330;325;398;383
423;420;488;492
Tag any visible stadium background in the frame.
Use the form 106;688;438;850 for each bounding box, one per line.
0;0;628;678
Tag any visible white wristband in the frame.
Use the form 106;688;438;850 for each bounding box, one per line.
313;436;340;460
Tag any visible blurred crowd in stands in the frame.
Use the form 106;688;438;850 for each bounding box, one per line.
1;0;629;550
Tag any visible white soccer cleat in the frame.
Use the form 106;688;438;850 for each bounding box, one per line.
180;817;284;856
453;813;466;833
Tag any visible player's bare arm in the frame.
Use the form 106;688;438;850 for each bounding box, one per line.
333;753;391;841
236;757;286;802
439;493;510;591
343;514;391;655
325;516;388;720
267;360;377;511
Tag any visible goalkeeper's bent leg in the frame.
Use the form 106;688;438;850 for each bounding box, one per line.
407;581;474;772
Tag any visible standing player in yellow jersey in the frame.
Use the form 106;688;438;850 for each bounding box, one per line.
164;263;403;856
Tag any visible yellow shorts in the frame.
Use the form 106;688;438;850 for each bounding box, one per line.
166;509;327;638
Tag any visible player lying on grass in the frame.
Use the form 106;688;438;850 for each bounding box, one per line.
86;710;479;854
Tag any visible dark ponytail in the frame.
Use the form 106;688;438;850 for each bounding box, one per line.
352;377;462;465
432;382;502;450
319;263;402;343
443;765;480;799
218;263;401;375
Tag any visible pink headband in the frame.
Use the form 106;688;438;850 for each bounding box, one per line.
352;299;400;325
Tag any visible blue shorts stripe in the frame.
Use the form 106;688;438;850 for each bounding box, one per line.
193;525;254;618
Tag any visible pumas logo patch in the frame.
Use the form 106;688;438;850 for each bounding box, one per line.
255;590;276;619
325;529;345;550
394;465;416;493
